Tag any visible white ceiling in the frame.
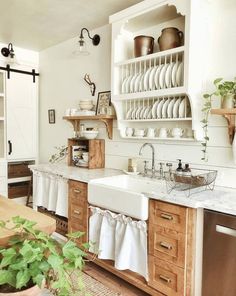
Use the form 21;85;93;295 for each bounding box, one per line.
0;0;142;52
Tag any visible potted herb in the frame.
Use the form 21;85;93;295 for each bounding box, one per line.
201;77;236;161
0;216;88;296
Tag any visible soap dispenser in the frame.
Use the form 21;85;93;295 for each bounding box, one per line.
176;159;183;172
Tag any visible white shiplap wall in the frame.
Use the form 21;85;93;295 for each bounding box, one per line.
39;0;236;188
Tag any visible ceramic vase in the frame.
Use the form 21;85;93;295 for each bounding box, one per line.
221;94;235;109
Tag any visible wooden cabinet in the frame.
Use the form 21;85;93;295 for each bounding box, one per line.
148;200;196;296
67;138;105;169
68;180;88;244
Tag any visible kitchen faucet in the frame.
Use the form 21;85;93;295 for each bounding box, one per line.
139;143;156;178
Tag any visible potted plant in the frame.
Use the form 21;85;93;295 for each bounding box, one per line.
0;216;89;296
201;77;236;161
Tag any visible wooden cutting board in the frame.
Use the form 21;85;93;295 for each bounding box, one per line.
0;196;56;246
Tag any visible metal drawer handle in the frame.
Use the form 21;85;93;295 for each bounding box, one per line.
160;241;172;250
74;189;81;194
73;210;81;215
159;275;171;283
160;213;173;220
216;225;236;237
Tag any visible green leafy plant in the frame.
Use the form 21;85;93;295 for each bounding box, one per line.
201;77;236;161
49;146;68;163
0;216;89;295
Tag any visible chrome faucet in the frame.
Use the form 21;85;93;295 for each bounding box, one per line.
139;143;156;177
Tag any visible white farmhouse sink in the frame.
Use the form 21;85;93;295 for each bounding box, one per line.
88;174;162;220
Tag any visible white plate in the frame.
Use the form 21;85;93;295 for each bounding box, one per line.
176;62;184;87
151;100;159;119
143;67;153;91
159;64;169;89
123;170;140;175
161;99;170;118
167;98;176;118
165;62;175;88
156;99;165;118
134;73;143;93
147;108;152;119
139;74;145;92
154;64;164;89
171;61;180;87
121;76;129;94
173;98;181;118
129;74;139;93
135;106;143;119
125;75;133;93
139;106;147;119
143;107;151;119
131;107;138;120
149;66;158;91
179;97;186;118
126;108;133;119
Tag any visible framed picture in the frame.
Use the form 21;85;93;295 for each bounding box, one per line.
48;109;55;124
96;91;111;115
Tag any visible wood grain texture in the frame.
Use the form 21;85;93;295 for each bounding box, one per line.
0;196;56;246
148;256;184;296
68;180;88;244
67;138;105;169
149;200;187;233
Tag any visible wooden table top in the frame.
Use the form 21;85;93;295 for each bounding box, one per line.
0;196;56;246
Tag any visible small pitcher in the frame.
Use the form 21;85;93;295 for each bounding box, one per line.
158;27;183;51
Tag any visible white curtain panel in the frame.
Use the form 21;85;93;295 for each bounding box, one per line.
56;177;68;218
47;174;58;211
89;206;148;280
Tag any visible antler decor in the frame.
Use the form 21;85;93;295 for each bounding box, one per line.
83;73;96;96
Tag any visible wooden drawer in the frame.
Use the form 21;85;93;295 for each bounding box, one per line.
150;200;187;233
148;256;184;296
149;224;185;268
8;182;30;199
68;180;87;204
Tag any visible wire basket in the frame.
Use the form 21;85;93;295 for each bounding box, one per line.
164;168;218;197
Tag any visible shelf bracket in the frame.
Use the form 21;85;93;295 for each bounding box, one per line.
100;118;113;139
223;114;235;144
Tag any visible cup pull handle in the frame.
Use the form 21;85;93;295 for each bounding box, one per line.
160;241;172;250
159;275;171;283
160;213;173;220
74;189;81;194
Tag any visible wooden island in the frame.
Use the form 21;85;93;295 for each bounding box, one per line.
0;196;56;246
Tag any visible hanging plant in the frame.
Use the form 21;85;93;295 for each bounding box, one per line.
201;77;236;161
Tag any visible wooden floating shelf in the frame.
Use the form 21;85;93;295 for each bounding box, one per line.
63;115;116;140
211;108;236;144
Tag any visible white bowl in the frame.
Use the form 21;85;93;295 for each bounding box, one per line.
83;130;99;140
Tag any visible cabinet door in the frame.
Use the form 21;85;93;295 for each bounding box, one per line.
6;73;37;160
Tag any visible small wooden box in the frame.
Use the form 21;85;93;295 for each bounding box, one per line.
67;138;105;169
8;182;30;199
8;161;34;178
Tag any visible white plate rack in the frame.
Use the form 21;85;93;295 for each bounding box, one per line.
122;95;191;121
119;47;184;95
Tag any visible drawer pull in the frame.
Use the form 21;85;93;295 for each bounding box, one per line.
159;275;171;283
74;189;81;194
160;241;172;250
73;210;81;215
160;213;173;220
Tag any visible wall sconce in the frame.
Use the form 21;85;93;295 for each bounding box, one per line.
1;43;15;59
73;28;100;56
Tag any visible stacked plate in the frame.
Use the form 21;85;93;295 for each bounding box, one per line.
125;97;188;120
121;61;184;94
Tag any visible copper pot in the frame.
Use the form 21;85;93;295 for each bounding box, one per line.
158;27;183;51
134;35;154;57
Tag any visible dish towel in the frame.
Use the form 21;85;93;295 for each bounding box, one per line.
89;206;148;280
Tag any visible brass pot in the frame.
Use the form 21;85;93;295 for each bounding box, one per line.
134;35;154;57
158;27;183;51
221;94;235;109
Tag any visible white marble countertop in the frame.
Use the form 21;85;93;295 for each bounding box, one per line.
29;163;122;183
30;164;236;216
